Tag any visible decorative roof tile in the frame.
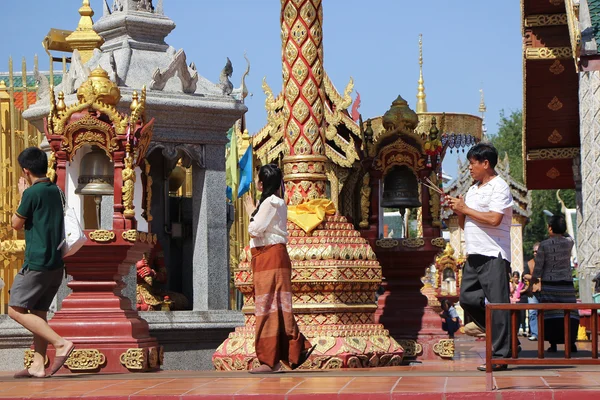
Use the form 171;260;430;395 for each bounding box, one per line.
588;0;600;52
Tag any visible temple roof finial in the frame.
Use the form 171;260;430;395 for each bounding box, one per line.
416;34;427;114
65;0;104;64
479;88;487;140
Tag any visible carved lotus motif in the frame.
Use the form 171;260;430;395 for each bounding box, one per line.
77;67;121;106
381;95;419;135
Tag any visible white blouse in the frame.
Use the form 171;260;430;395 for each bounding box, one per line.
248;195;288;248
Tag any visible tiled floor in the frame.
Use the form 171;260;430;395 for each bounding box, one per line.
2;338;600;399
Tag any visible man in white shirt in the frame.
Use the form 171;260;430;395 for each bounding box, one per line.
447;143;514;372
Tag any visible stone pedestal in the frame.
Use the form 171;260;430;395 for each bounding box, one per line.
40;233;162;374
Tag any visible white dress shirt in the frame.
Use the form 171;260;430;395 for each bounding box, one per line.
464;175;514;261
249;195;288;248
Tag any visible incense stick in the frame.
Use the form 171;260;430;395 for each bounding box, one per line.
419;180;444;195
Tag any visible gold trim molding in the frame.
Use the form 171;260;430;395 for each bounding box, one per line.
89;230;115;242
64;349;106;371
527;147;579;160
525;47;572;59
524;13;567;27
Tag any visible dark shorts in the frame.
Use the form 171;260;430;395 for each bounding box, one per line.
8;266;64;312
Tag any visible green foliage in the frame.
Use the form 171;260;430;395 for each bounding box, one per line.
488;110;576;261
491;110;524;184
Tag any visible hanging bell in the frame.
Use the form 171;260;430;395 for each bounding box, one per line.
381;165;422;211
75;146;114;196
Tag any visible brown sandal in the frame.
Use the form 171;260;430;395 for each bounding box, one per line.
13;369;35;379
49;344;75;376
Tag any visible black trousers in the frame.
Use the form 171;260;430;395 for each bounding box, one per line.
460;254;511;358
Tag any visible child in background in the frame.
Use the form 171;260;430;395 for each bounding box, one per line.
440;299;460;339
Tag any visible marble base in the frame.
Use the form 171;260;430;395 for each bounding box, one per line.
143;310;244;370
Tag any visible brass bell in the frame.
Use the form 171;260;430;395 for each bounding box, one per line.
168;164;186;193
75;146;114;196
381;165;421;212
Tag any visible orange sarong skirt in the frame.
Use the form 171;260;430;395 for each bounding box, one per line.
251;243;312;368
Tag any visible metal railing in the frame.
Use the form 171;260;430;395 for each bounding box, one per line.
0;56;58;314
485;302;600;390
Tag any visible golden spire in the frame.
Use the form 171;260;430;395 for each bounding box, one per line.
479;88;487;139
479;88;487;115
65;0;104;64
416;34;427;113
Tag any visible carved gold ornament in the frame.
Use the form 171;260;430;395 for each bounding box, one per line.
547;129;563;143
122;155;136;219
89;230;116;242
546;167;561;179
122;230;138;242
527;147;579;160
524;13;567;27
64;349;106;371
433;339;455;358
120;348;147;370
402;238;425;248
359;173;371;228
397;340;423;358
525;47;572;60
148;347;159;369
431;237;446;248
47;151;57;183
549;60;565;75
376;239;399;248
547;96;563;111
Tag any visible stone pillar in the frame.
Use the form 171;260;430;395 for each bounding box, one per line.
447;216;465;258
510;216;525;275
577;71;600;303
192;144;229;311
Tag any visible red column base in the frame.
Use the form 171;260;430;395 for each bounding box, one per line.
24;233;162;374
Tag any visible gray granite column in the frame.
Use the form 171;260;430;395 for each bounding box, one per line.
577;71;600;302
192;144;229;311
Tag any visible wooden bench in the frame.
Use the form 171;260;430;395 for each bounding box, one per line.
485;303;600;390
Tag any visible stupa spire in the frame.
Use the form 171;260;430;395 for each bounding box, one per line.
479;88;487;140
416;34;428;114
65;0;104;64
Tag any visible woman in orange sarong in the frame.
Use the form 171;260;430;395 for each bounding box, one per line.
243;164;316;373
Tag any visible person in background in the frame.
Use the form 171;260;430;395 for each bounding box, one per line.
440;299;461;339
243;164;316;373
8;147;75;378
509;271;527;336
532;215;578;353
523;243;540;341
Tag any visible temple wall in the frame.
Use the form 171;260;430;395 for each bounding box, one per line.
576;71;600;302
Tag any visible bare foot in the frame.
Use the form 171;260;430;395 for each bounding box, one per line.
55;340;74;357
27;365;46;378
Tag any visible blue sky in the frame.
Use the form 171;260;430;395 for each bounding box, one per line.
2;0;522;179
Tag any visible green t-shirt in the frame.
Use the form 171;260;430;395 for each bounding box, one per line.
16;179;64;271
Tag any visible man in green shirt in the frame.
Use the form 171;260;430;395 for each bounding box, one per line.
9;147;74;378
